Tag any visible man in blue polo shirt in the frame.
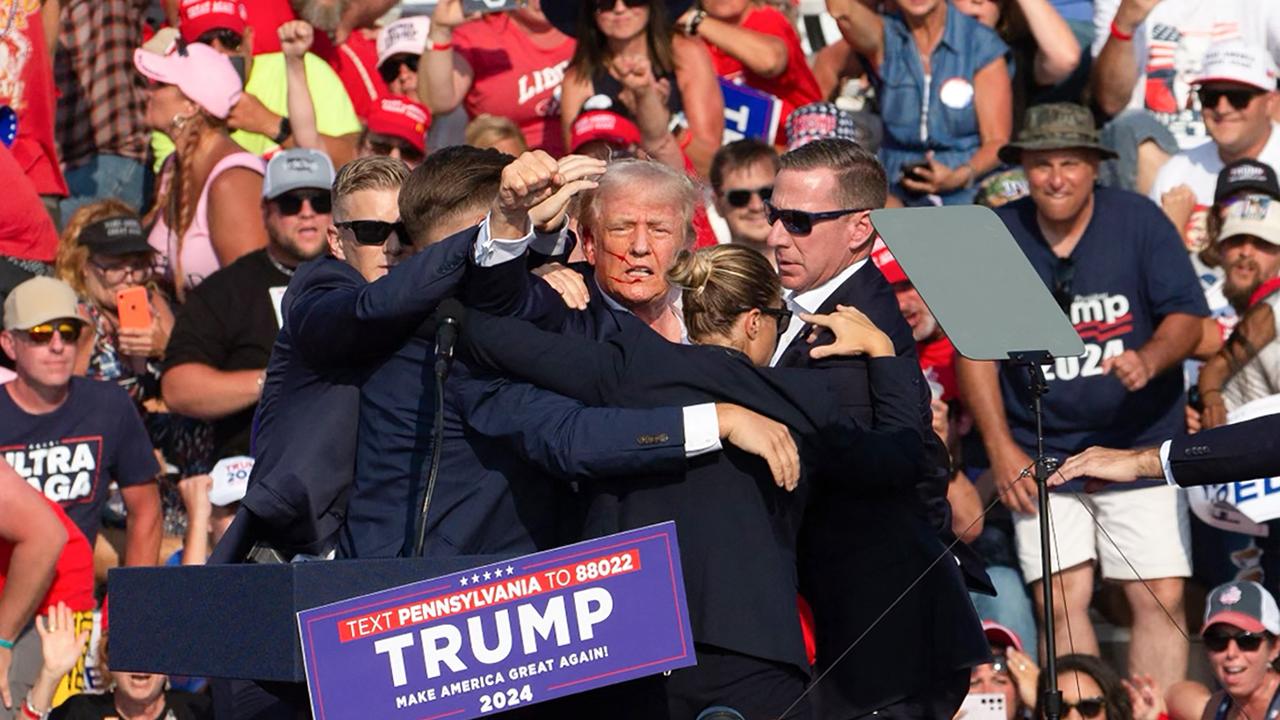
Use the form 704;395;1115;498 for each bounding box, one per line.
957;103;1209;689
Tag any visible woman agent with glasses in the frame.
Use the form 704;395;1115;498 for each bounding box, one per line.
459;243;930;719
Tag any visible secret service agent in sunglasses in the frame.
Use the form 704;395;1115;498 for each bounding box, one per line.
764;200;871;235
335;220;409;246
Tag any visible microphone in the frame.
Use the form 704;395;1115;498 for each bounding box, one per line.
696;707;746;720
433;298;464;377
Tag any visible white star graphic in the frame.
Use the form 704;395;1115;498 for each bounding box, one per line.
483;570;492;580
472;574;480;584
459;576;468;586
506;565;515;576
492;567;503;578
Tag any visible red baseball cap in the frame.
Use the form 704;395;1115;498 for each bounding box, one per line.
367;97;431;153
570;110;642;153
870;240;909;285
178;0;248;43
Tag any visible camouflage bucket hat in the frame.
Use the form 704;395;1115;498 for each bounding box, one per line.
998;103;1119;165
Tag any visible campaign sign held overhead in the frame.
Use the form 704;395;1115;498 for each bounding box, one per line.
298;523;695;719
720;78;782;144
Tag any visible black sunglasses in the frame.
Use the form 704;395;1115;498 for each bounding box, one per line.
196;27;243;51
21;321;84;345
764;201;868;236
1062;697;1106;719
273;190;332;216
335;220;408;246
723;186;773;208
741;306;793;339
367;136;426;164
594;0;648;10
1203;628;1267;653
378;55;417;85
1198;87;1264;112
1052;257;1075;313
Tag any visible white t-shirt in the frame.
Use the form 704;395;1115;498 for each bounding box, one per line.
1092;0;1280;148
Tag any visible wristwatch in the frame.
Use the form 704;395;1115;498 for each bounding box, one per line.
272;116;292;145
682;9;707;36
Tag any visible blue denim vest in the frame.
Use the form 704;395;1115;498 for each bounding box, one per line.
876;4;1007;205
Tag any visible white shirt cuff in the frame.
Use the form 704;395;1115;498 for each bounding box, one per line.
472;211;536;267
530;225;570;257
683;403;722;457
1160;440;1176;486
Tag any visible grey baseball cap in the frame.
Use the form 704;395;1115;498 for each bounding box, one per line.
262;148;335;200
1204;580;1280;634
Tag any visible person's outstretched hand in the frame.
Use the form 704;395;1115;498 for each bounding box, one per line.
1052;446;1162;491
802;304;894;359
1124;673;1167;720
37;602;88;681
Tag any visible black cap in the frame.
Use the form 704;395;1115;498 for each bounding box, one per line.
77;216;155;256
1215;159;1280;204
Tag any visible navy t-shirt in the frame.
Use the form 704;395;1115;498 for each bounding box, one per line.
995;187;1209;491
0;377;159;542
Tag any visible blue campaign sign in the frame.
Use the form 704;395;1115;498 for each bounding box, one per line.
720;79;782;143
297;523;695;719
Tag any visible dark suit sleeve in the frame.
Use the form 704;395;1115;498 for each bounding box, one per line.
1170;414;1280;487
453;376;688;480
461;247;583;330
288;228;473;366
461;310;624;405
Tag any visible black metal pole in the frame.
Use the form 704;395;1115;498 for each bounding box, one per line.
1031;363;1061;720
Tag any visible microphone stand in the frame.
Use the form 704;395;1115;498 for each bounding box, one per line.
1009;350;1061;720
413;317;459;558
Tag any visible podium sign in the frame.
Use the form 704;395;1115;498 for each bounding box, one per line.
720;79;782;143
1187;395;1280;536
298;523;695;719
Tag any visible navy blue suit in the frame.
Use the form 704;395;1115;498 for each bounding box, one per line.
1169;414;1280;487
213;230;474;562
778;261;988;719
336;226;688;559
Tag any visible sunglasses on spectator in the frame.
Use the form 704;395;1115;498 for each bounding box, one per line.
764;201;868;235
1203;628;1267;652
90;259;154;284
378;55;418;85
723;186;772;208
336;220;408;246
594;0;648;11
366;135;426;164
1052;257;1075;314
20;321;84;344
1198;87;1264;111
196;28;243;51
1062;697;1106;719
273;190;332;216
737;305;793;340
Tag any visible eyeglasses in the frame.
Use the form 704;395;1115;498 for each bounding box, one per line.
90;259;154;284
1203;628;1267;652
740;306;793;340
1062;697;1106;719
196;28;243;52
1052;257;1075;313
764;201;869;236
366;136;426;165
723;186;773;208
273;190;332;216
378;55;417;85
594;0;648;11
1198;87;1264;112
335;219;408;246
21;321;84;345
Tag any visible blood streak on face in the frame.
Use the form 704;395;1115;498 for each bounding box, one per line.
586;194;686;309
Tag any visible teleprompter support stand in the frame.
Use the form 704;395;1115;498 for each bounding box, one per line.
871;206;1084;720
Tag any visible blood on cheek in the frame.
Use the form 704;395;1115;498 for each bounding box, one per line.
604;249;645;285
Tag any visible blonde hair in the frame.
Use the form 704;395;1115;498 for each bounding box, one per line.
464;114;528;153
56;199;142;299
580;160;700;246
667;244;781;341
332;155;410;220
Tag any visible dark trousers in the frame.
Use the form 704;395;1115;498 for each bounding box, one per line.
852;667;971;720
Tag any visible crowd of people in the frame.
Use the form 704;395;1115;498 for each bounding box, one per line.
2;0;1280;718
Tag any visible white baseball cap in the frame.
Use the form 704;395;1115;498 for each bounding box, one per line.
377;16;430;69
1218;195;1280;247
209;456;254;507
1193;39;1279;92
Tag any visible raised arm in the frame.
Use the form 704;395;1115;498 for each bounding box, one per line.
418;0;476;114
279;21;322;150
672;34;725;177
825;0;885;69
1091;0;1160;118
1015;0;1081;86
679;8;788;78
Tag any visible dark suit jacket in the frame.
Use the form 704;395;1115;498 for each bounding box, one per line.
1170;414;1280;487
214;230;473;561
337;230;689;560
777;261;989;717
462;310;930;673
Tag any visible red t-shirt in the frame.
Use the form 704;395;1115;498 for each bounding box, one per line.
241;0;335;57
327;29;387;121
917;334;958;403
454;14;575;156
0;497;95;614
0;144;58;262
705;6;822;146
0;0;68;197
